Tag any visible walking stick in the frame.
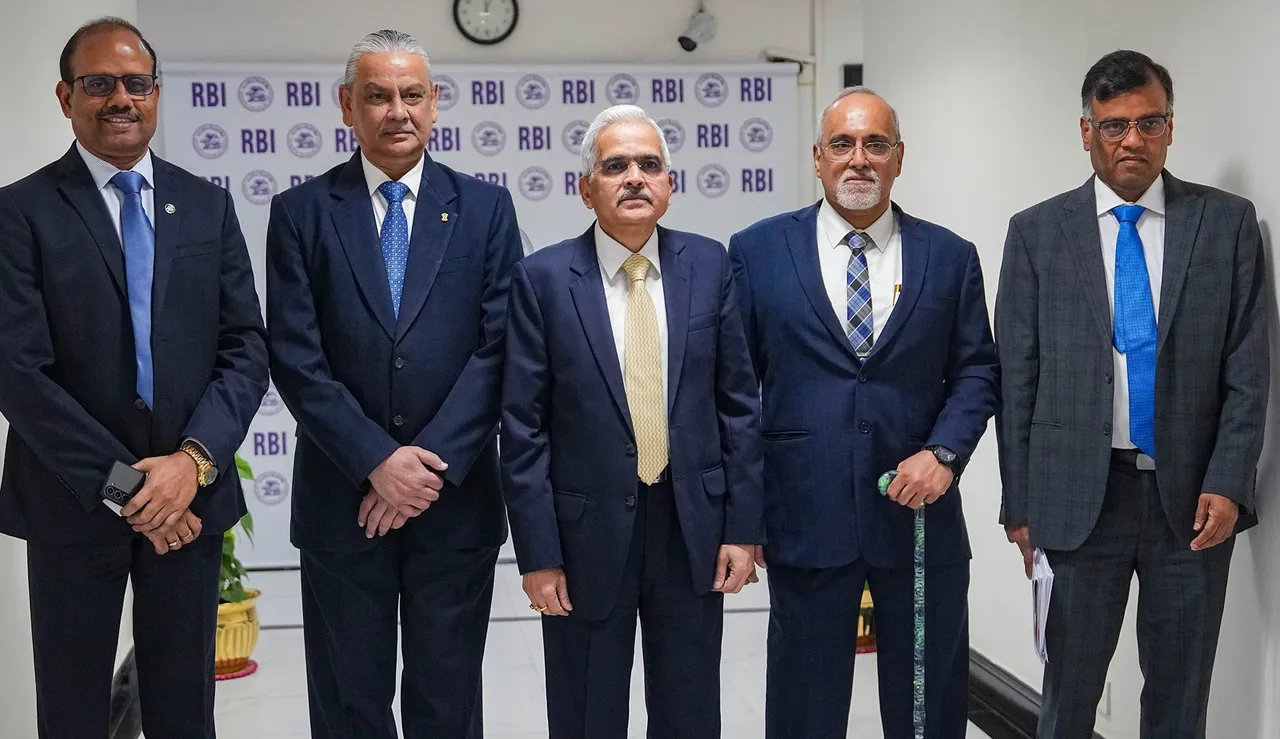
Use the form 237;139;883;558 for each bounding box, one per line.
879;470;925;739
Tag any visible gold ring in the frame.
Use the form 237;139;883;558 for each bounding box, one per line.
168;541;180;547
529;604;547;613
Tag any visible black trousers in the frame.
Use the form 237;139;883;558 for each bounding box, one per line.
27;532;222;739
1039;455;1235;739
300;530;499;739
765;556;971;739
541;478;725;739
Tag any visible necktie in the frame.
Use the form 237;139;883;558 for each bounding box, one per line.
378;181;410;318
110;171;154;408
621;253;668;484
1112;204;1156;457
844;230;874;358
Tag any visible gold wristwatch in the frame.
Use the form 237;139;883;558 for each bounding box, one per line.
180;441;217;487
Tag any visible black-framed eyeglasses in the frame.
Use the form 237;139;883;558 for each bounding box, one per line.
597;155;667;177
73;74;158;97
1087;114;1170;142
819;139;901;163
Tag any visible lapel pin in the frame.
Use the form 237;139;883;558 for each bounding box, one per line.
164;203;176;215
441;213;449;222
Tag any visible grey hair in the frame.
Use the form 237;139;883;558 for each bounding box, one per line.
817;86;902;143
580;105;673;180
343;29;431;88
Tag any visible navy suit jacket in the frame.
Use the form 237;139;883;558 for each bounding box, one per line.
728;202;999;570
266;152;522;552
500;224;765;621
0;144;269;543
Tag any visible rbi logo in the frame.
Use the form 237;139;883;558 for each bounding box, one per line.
519;167;552;201
287;123;323;158
697;164;730;197
606;74;640;105
191;124;228;159
694;73;728;107
562;120;589;155
258;388;284;416
254;471;289;506
516;74;551;109
519;229;533;256
657;118;685;153
238;76;274;111
242;170;278;205
740;117;773;152
435;75;460;111
472;121;507;156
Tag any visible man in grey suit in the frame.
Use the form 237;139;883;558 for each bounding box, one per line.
995;50;1269;738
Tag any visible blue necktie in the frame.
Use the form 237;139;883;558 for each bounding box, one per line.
378;181;410;318
111;171;154;408
1112;204;1156;457
844;230;874;358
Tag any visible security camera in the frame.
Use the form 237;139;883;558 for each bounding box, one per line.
678;10;718;52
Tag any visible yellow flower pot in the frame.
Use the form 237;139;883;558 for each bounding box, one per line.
215;588;260;676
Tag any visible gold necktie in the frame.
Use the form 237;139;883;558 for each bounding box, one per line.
621;253;668;484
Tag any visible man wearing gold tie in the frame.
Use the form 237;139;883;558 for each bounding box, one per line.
500;104;765;739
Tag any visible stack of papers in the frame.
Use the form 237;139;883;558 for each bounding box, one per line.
1032;548;1054;664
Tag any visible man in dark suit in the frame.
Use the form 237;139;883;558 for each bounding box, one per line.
0;17;268;738
996;50;1268;738
266;29;522;739
729;88;1000;738
501;104;764;739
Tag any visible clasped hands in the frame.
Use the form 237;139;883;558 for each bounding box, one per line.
357;446;449;538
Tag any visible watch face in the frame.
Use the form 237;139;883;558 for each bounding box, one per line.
454;0;519;45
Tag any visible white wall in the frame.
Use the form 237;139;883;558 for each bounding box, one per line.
864;1;1280;737
1;2;138;736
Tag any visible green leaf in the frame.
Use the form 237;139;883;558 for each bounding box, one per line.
239;511;255;542
235;454;254;481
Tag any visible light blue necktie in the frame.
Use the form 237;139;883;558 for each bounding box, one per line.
111;171;154;408
1112;204;1156;457
844;230;874;358
378;181;410;318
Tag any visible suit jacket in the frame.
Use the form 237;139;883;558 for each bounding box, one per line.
500;224;764;621
0;144;269;543
267;152;522;552
995;172;1268;552
728;201;999;570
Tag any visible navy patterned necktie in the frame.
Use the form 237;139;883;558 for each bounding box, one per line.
378;181;410;318
844;230;875;358
110;171;154;407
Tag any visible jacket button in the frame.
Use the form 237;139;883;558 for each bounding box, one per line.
1103;422;1112;436
134;398;146;410
394;357;406;370
858;372;868;384
860;421;871;434
625;443;636;457
393;415;405;427
1105;372;1113;385
625;494;637;509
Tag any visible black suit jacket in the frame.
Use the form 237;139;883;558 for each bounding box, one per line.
0;144;269;543
266;152;522;552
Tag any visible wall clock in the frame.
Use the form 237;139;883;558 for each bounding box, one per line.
453;0;519;46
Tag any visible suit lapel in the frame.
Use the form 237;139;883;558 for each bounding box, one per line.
395;156;457;342
1060;179;1113;344
784;203;862;365
868;207;928;359
150;157;181;318
55;146;127;298
568;227;633;434
659;227;691;414
1156;173;1203;355
329;153;396;339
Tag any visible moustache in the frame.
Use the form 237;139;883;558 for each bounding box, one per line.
98;107;141;122
617;190;652;204
841;170;879;185
380;126;417;135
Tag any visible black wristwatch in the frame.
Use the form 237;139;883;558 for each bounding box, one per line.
926;445;960;474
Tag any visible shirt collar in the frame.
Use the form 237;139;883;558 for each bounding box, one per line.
362;151;425;202
1095;173;1166;218
595;221;662;281
819;197;894;251
76;141;154;192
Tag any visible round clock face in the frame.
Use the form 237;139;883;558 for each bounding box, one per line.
453;0;519;45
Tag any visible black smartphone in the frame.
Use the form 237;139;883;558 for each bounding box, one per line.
101;461;146;513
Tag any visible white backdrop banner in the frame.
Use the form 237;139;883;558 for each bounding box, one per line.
159;62;800;567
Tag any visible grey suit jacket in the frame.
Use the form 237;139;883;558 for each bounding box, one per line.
995;172;1268;552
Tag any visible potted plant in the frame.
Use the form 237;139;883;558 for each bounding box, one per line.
214;454;261;677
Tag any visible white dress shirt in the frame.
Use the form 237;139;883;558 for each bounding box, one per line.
1095;175;1166;451
77;141;155;244
596;222;668;407
816;199;903;344
362;152;425;239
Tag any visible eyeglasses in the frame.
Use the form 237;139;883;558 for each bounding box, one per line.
1088;114;1170;142
73;74;158;98
597;155;666;177
818;139;901;163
